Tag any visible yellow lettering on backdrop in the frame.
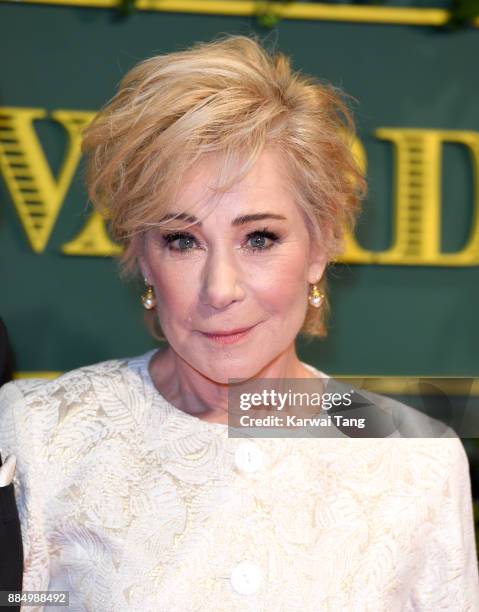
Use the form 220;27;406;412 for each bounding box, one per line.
0;107;122;255
62;211;122;256
1;107;478;265
335;135;371;262
337;128;479;266
54;110;122;256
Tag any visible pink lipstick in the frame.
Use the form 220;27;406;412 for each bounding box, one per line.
199;324;257;344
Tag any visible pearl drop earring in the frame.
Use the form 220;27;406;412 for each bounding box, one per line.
141;278;157;310
308;284;324;308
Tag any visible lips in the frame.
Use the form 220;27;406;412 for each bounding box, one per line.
201;325;254;336
198;322;259;345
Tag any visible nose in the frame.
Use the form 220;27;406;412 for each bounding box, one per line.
200;244;245;309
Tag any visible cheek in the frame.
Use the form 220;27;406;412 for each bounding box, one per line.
148;266;196;327
156;282;196;326
252;249;308;311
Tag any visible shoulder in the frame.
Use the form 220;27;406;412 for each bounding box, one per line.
306;365;457;440
0;352;153;464
356;386;468;476
355;386;457;439
0;351;149;406
317;379;470;493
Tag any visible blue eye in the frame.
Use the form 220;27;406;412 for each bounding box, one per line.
162;232;197;253
246;228;280;251
161;227;280;255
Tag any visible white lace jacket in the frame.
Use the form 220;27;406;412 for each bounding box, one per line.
0;350;478;611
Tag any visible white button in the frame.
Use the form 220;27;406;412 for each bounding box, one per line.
230;560;263;595
234;441;264;473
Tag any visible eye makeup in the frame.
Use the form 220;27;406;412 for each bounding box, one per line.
160;225;281;255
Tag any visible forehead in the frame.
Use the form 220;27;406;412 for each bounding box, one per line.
173;148;295;216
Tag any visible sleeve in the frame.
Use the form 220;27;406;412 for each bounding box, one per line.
0;381;52;604
0;458;23;612
405;437;479;611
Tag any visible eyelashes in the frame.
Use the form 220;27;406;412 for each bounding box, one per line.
160;226;281;256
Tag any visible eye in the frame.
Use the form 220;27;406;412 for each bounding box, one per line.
160;227;281;255
245;228;280;252
161;231;198;254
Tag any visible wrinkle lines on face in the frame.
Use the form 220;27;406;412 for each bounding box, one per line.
140;148;327;393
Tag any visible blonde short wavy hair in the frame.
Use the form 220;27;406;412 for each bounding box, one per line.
81;34;366;340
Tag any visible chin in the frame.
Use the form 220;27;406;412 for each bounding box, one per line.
201;361;262;385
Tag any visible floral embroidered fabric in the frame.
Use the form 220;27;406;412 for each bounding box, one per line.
0;350;477;611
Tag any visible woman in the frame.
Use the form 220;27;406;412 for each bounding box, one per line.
0;35;478;611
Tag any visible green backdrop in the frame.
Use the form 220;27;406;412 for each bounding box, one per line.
1;1;478;377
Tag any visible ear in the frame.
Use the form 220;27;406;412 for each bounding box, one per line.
138;250;154;285
307;242;328;285
307;257;328;285
137;234;153;284
138;258;151;284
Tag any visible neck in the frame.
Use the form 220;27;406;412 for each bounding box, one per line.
148;344;318;424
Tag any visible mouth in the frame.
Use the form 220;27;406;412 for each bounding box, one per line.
198;323;259;345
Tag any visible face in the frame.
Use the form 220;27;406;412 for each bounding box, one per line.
140;148;327;383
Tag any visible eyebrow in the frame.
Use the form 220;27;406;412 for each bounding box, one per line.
158;212;287;226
